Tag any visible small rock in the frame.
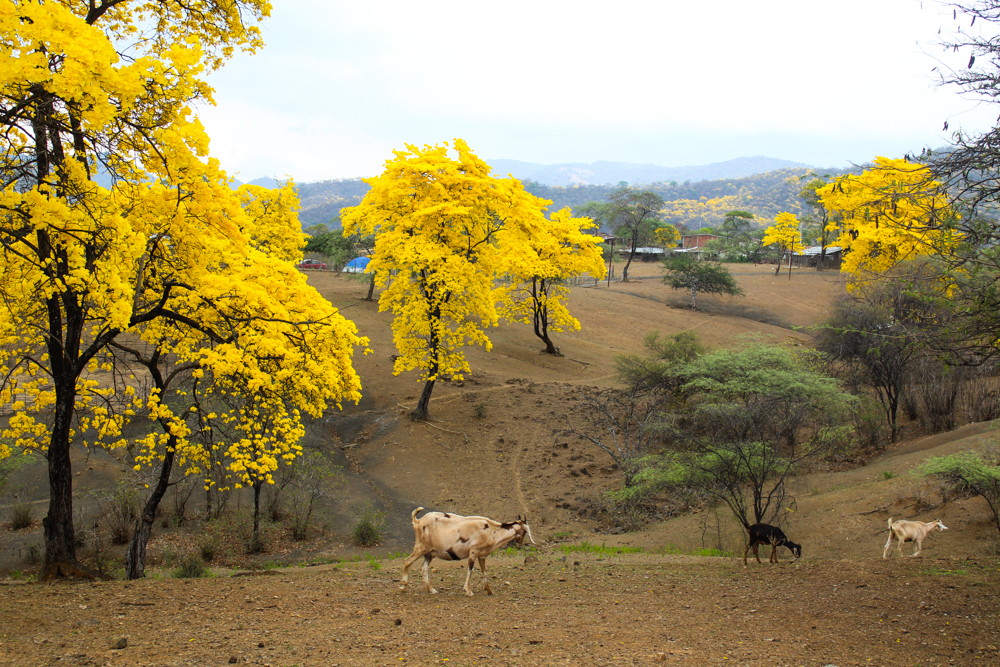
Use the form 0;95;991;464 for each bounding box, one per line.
394;618;402;626
229;657;238;664
656;652;666;662
110;637;127;650
524;554;539;565
370;608;381;614
258;641;265;648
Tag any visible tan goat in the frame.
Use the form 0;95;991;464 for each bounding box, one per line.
400;507;536;596
882;517;948;558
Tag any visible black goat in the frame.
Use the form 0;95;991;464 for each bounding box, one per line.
743;523;802;566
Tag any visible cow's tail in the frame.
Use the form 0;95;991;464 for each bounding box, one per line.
412;507;425;525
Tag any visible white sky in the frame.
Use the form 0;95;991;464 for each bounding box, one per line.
194;0;999;182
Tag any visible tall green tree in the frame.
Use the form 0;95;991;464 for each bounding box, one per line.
661;254;744;309
666;343;854;529
606;187;664;282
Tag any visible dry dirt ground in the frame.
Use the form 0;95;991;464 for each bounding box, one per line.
3;261;1000;666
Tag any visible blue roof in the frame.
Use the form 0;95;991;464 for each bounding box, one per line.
346;257;370;268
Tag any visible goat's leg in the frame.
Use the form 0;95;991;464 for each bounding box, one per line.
421;555;437;594
478;556;492;595
910;538;923;557
743;543;752;567
897;536;906;559
400;550;425;591
462;557;476;597
882;533;894;559
754;543;762;564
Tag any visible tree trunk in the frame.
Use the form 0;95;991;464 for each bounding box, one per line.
690;285;698;309
365;274;375;301
414;378;436;421
125;440;176;579
252;480;263;553
621;245;638;282
531;279;559;355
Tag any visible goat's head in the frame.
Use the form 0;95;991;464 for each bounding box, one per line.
933;520;949;532
507;515;538;547
788;541;803;559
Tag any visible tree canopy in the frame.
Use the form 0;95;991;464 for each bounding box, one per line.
500;208;606;354
0;0;367;579
661;254;744;309
342;139;563;420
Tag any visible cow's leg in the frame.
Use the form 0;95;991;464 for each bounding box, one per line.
421;555;437;594
400;549;425;591
478;557;492;595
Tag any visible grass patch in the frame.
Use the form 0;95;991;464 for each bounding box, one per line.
919;567;969;576
657;544;732;557
557;541;644;556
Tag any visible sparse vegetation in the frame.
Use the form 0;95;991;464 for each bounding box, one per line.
353;507;386;547
96;482;141;545
922;446;1000;535
173;554;208;579
7;493;33;530
557;541;643;556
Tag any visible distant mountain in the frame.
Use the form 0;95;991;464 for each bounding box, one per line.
231;176;283;189
236;157;830;228
486;156;814;187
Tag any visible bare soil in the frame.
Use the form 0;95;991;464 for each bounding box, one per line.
2;261;999;667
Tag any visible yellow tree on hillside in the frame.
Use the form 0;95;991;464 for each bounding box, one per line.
817;157;955;285
654;223;681;247
342;140;555;420
500;208;606;355
0;0;367;579
763;212;806;280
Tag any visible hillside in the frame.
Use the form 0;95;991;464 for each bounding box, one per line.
290;163;851;229
485;156;817;186
2;261;998;667
5;262;998;568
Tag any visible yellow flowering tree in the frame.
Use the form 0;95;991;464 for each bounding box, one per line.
342;140;547;420
654;224;681;247
0;0;367;580
817;158;955;285
762;212;805;280
500;208;606;354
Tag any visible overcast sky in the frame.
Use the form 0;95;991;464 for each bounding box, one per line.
194;0;998;182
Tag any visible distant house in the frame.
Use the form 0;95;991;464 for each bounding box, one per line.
785;246;843;269
632;247;666;262
681;234;719;249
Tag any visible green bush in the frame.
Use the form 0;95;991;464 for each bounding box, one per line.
353;507;386;547
8;497;33;530
173;554;207;579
